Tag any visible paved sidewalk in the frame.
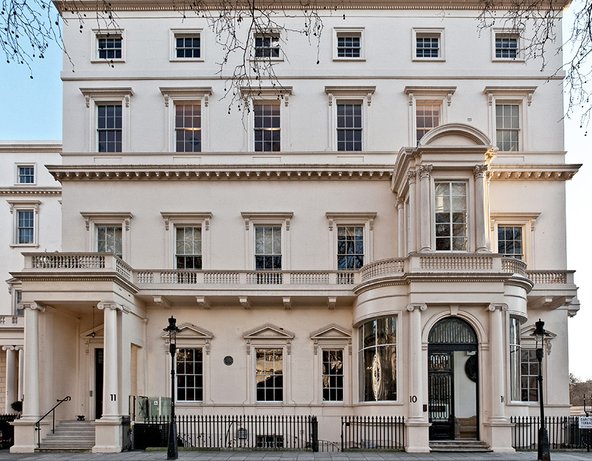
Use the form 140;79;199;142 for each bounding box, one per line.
1;451;592;461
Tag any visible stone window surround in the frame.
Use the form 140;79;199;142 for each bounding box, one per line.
241;212;293;270
15;163;36;186
333;27;365;61
81;211;133;261
490;212;540;266
412;27;445;62
161;212;212;269
92;29;125;63
492;29;524;62
404;86;455;147
8;200;40;247
325;212;376;270
170;29;204;62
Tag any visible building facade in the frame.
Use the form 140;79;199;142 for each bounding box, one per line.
10;0;581;453
0;142;62;414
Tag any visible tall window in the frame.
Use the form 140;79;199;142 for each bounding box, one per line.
435;181;467;251
97;104;122;152
495;33;519;59
96;225;122;258
509;317;521;401
416;101;441;143
175;34;200;59
256;348;283;401
176;348;203;401
359;317;397;401
416;34;440;58
175;103;201;152
337;34;361;58
337;103;362;151
521;349;539;402
322;350;344;401
337;226;364;270
255;226;282;270
254;33;280;58
254;102;280;152
175;227;202;269
16;210;34;244
498;225;523;260
496;103;520;151
97;34;122;60
17;165;35;184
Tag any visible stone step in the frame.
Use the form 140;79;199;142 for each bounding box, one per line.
430;440;492;452
36;420;95;453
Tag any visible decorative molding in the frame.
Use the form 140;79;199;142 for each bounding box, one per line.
241;211;293;231
80;87;134;108
473;164;489;179
487;303;508;313
324;85;376;106
489;164;580;181
309;324;352;355
7;200;41;213
160;212;212;231
417;164;433;179
195;296;210;309
81;211;133;231
239;86;293;106
404;86;456;106
159;87;213;107
97;301;122;311
483;86;537;106
0;188;61;196
325;212;376;231
20;302;45;312
406;303;427;312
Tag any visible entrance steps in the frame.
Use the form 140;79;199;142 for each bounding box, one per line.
430;440;492;452
36;420;95;452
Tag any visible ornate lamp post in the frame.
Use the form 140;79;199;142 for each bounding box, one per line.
164;316;180;460
533;319;551;461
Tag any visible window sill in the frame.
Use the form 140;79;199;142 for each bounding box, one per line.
492;58;526;63
170;58;205;63
10;243;39;248
412;57;445;62
14;183;38;187
250;57;284;63
91;59;126;64
333;57;366;62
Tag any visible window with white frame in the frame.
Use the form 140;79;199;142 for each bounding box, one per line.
337;102;362;151
81;88;133;152
176;347;203;401
175;102;201;152
255;348;283;402
359;316;397;401
497;225;523;259
174;32;201;59
495;103;520;151
254;101;281;152
509;316;521;401
160;87;212;153
16;165;35;184
9;201;39;246
161;212;211;269
242;212;292;275
494;32;520;60
81;212;132;260
255;225;282;270
97;103;122;152
490;213;538;264
94;31;124;61
520;349;539;402
254;32;280;59
334;28;364;60
322;349;344;401
413;29;444;60
434;181;467;251
415;101;441;143
404;86;455;146
13;289;23;316
337;226;364;270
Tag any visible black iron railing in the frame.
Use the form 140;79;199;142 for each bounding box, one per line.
35;396;71;448
511;416;592;450
134;414;318;451
341;416;405;451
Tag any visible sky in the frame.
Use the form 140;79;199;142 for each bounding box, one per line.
0;4;590;380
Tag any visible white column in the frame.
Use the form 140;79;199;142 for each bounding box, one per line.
17;346;24;401
3;346;17;413
418;164;433;252
488;303;507;420
407;169;417;253
97;302;121;419
406;303;427;420
22;303;44;419
474;165;489;252
397;199;405;257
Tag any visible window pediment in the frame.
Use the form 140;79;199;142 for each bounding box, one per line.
80;87;133;107
404;86;456;106
159;87;213;107
81;211;133;230
243;323;295;341
310;324;351;341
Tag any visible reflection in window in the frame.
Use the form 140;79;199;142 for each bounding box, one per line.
496;103;520;151
498;225;523;260
416;101;441;143
337;226;364;270
435;181;467;251
509;316;521;401
322;350;344;401
256;348;283;401
16;210;34;244
521;349;539;402
359;317;397;401
176;347;203;401
97;225;122;258
97;104;122;153
175;226;202;269
254;102;280;152
175;103;201;152
255;226;281;270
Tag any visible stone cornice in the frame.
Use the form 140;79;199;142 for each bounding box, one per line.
0;142;62;153
47;164;393;181
489;164;581;181
0;187;62;196
54;0;570;12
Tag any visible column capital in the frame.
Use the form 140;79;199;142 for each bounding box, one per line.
21;302;44;312
1;345;15;352
97;302;122;311
487;303;508;313
406;303;428;313
407;168;417;184
418;164;433;179
473;164;489;179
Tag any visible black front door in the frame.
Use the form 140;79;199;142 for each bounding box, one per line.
428;350;455;440
95;348;104;420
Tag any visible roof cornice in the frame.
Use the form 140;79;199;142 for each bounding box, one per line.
0;187;62;196
54;0;570;12
47;164;394;181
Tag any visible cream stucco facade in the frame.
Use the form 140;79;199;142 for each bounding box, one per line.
7;0;581;453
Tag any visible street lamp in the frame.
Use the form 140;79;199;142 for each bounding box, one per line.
164;316;180;460
532;319;551;461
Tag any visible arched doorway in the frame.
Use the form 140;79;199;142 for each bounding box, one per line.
428;317;479;440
